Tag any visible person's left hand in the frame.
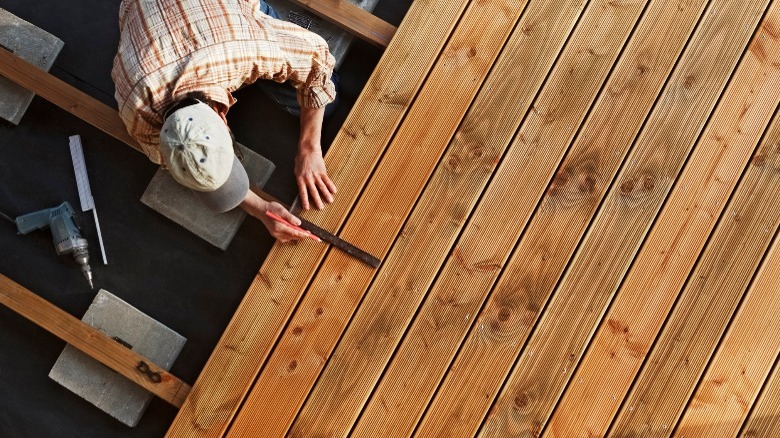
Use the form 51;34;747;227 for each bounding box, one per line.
295;146;337;210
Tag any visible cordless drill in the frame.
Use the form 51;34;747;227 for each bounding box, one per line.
15;202;94;288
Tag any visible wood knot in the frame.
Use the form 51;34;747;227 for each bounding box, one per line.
315;307;324;316
497;307;511;322
288;360;298;372
447;154;462;171
579;174;596;193
548;172;569;196
291;326;303;336
470;146;484;159
752;152;767;167
642;175;655;191
683;75;696;89
513;392;529;410
607;318;628;334
620;179;635;194
468;47;477;58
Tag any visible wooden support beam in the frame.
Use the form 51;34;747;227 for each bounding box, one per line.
0;274;191;408
288;0;396;47
0;48;141;151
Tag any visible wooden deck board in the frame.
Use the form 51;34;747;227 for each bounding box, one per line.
167;0;780;436
744;351;780;437
225;0;531;435
676;231;780;437
478;0;771;435
549;1;780;435
165;0;474;434
401;0;659;435
609;116;780;435
293;0;590;435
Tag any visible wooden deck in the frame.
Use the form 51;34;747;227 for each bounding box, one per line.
167;0;780;436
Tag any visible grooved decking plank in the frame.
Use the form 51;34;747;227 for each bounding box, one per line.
675;232;780;437
224;0;531;435
608;141;780;437
164;0;474;435
609;66;780;438
743;353;780;437
472;1;772;436
287;0;396;47
548;5;780;434
354;0;687;434
288;0;589;436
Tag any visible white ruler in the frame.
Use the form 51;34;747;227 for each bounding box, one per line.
69;135;107;265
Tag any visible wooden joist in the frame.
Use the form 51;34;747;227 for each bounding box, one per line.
0;274;190;407
0;48;140;151
288;0;396;47
166;0;476;435
550;1;780;433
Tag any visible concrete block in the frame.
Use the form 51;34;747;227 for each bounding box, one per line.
49;289;186;427
265;0;380;69
141;143;275;250
0;8;64;125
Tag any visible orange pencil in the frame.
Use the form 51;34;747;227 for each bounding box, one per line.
264;211;322;242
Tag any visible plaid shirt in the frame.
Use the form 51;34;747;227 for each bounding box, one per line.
112;0;336;164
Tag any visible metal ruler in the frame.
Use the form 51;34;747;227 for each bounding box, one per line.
256;190;381;268
69;135;108;264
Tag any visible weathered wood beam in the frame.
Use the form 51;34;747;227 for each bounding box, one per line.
0;48;140;151
288;0;396;47
0;274;191;407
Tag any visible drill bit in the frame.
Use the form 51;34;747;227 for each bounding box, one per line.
0;209;14;225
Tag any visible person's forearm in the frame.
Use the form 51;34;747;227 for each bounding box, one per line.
299;105;325;152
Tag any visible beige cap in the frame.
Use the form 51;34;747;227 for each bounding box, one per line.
160;101;235;192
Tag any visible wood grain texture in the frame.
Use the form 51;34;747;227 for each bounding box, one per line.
675;231;779;437
0;274;190;407
609;140;780;436
288;0;589;436
0;48;140;150
743;354;780;437
287;0;396;47
474;1;771;436
609;55;780;438
225;0;530;435
397;0;664;436
165;0;474;435
549;2;780;435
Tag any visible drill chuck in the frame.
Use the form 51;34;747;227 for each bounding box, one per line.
15;202;95;288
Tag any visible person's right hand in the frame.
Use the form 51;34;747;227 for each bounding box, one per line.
240;190;311;242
